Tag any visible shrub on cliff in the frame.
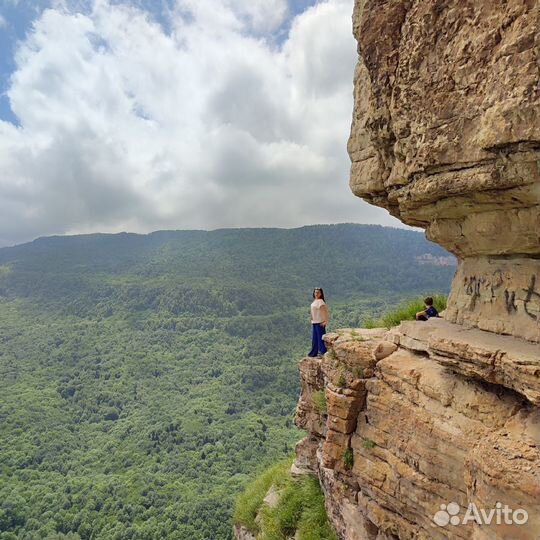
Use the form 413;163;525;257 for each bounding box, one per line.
234;458;338;540
234;459;292;533
311;390;327;414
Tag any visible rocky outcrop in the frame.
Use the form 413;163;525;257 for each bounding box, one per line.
446;258;540;342
290;3;540;538
293;326;540;540
348;0;540;342
233;526;256;540
396;319;540;405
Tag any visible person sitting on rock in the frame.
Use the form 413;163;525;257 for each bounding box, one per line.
308;287;329;358
416;296;439;321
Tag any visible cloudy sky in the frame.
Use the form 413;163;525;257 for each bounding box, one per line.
0;0;401;247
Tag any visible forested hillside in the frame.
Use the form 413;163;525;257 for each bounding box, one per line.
0;224;454;540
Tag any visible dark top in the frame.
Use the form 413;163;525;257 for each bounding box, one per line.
425;306;438;318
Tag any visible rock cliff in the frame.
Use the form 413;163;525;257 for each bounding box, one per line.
290;1;539;539
348;0;540;342
294;324;539;539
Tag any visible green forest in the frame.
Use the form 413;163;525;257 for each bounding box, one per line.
0;224;455;540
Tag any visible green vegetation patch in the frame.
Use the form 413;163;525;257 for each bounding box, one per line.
336;371;347;388
235;459;338;540
234;459;293;533
343;448;354;471
364;294;447;329
311;390;327;414
362;439;376;450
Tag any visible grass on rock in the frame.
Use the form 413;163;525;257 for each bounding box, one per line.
234;458;338;540
311;390;327;414
363;294;447;329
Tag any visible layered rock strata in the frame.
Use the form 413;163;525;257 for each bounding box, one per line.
348;0;540;342
294;326;540;540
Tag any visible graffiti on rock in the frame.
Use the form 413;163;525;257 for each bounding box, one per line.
463;272;539;320
523;275;540;321
504;289;518;314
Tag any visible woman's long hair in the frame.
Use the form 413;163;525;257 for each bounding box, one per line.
312;287;325;301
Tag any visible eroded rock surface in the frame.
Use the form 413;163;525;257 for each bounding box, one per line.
293;328;540;540
398;318;540;404
348;0;540;342
446;257;540;342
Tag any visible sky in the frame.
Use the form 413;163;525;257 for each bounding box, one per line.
0;0;402;247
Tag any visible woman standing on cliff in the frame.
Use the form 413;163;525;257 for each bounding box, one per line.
308;288;330;358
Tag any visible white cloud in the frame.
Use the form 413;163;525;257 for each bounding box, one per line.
0;0;402;246
228;0;289;33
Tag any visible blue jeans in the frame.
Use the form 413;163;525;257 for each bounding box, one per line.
309;323;327;356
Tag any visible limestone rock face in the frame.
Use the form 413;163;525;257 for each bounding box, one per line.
398;318;540;404
446;257;540;342
348;0;540;342
293;328;540;540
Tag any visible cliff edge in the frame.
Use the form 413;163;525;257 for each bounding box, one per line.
292;1;539;539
